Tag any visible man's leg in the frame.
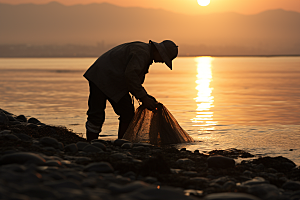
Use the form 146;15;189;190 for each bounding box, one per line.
109;94;135;139
86;81;107;142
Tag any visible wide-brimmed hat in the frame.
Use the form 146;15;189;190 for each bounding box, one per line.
150;40;178;70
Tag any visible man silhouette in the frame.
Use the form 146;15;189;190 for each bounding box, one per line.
84;40;178;142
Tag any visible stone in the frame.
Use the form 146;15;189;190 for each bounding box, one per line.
176;158;195;166
133;143;153;147
121;142;133;149
84;162;114;173
0;152;46;165
58;142;64;150
7;114;16;121
251;156;296;172
0;130;11;134
247;183;281;199
1;134;20;141
123;186;195;200
222;181;236;190
114;139;131;146
76;142;89;150
91;142;106;151
132;146;147;151
40;137;60;149
45;180;81;189
182;171;198;177
91;139;108;144
28;117;41;124
207;156;235;169
20;185;60;199
0;111;9;125
111;153;127;160
16;115;27;122
65;143;78;154
26;123;38;128
204;192;261;200
108;181;149;194
45;160;62;167
144;176;158;184
241;177;268;186
13;133;32;141
282;180;300;191
82;144;103;153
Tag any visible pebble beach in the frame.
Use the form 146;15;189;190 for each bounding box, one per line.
1;108;300;200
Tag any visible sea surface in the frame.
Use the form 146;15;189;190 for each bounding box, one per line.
1;57;300;165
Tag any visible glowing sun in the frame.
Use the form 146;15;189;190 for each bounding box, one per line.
197;0;210;6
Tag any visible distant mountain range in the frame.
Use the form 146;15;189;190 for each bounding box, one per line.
1;2;300;56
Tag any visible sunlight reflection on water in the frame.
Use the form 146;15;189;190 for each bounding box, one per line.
192;57;217;129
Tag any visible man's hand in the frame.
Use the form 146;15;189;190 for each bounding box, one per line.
140;95;158;111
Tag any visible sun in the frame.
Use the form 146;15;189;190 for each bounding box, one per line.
197;0;210;6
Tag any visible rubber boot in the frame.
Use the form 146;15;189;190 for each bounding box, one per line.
86;130;99;142
118;121;131;139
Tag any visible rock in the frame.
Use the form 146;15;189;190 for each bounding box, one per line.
40;137;60;149
223;181;236;190
82;144;103;153
20;185;60;199
45;160;62;167
0;111;9;125
26;123;38;128
132;146;148;151
241;177;268;186
65;143;78;154
84;162;114;173
1;134;20;141
111;153;127;160
16;115;27;122
28;117;41;124
45;180;81;189
248;183;281;199
91;142;106;151
204;192;261;200
91;139;108;144
13;133;32;141
207;156;235;169
182;171;198;177
58;142;64;150
176;158;195;166
0;152;46;165
76;142;89;150
108;181;149;194
133;143;153;147
251;156;296;172
282;180;300;191
0;130;11;134
58;188;89;199
114;139;131;146
123;186;195;200
121;142;133;149
144;176;158;184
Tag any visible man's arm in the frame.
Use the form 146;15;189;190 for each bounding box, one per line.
124;53;158;110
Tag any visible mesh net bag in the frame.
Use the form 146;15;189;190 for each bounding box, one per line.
123;103;194;145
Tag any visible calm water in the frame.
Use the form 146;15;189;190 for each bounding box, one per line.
1;57;300;164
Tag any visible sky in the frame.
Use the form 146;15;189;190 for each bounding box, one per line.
1;0;300;15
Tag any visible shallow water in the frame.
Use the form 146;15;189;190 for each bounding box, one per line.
1;57;300;165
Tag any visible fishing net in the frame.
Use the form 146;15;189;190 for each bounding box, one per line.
123;103;194;145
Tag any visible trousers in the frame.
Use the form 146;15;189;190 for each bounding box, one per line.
86;81;135;134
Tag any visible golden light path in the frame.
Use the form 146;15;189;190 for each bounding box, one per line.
192;57;217;130
197;0;211;6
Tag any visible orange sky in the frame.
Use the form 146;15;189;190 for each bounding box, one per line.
1;0;300;15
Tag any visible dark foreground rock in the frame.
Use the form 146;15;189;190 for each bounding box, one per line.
1;108;300;200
